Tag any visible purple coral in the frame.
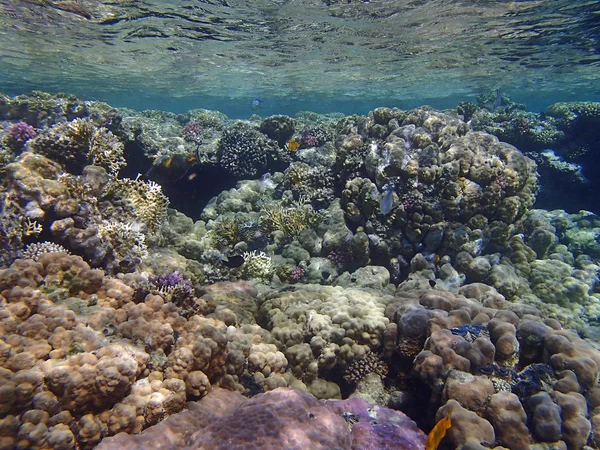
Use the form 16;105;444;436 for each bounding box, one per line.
149;270;201;316
150;270;192;293
7;121;36;145
181;120;203;141
96;387;427;450
300;132;319;147
289;265;306;283
326;397;426;450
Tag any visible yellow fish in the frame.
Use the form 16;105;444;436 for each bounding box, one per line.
286;139;300;152
426;409;452;450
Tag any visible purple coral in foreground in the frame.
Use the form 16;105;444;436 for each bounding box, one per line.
96;387;427;450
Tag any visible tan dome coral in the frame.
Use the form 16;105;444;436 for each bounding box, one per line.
0;253;292;449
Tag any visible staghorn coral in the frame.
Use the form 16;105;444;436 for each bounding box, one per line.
209;217;244;249
260;200;322;239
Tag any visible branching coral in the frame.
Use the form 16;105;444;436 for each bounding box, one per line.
98;220;148;262
260;200;322;239
29;118;126;176
210;217;244;249
0;191;43;267
106;178;169;234
240;251;273;281
23;242;70;261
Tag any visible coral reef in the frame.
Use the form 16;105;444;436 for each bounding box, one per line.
0;253;308;449
468;96;600;214
2;91;600;449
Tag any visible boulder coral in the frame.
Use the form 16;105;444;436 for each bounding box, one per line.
384;287;600;449
0;253;304;449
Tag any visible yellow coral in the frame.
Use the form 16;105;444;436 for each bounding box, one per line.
210;218;243;248
260;201;321;238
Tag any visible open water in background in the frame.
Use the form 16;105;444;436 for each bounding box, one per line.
0;0;599;117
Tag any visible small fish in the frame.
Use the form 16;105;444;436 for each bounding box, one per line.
426;409;452;450
219;254;245;268
379;188;396;215
428;279;436;288
251;98;263;110
146;154;197;183
286;139;300;152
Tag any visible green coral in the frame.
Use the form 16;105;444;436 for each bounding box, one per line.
529;259;590;308
545;101;600;123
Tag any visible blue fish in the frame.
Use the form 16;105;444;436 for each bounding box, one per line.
379;186;396;215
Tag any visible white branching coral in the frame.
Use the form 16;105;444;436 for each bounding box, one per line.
98;221;148;261
241;251;273;281
31;118;126;177
88;127;126;176
23;242;70;261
